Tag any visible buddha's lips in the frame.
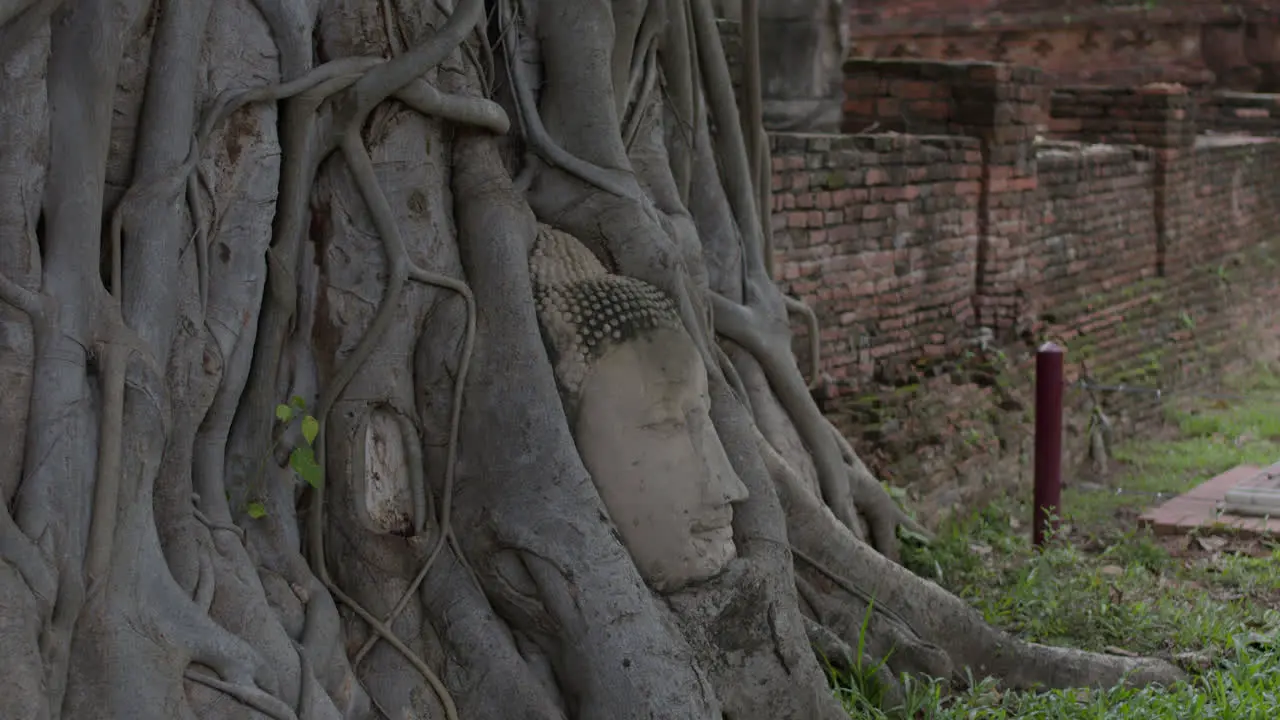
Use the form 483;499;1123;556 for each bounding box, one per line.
690;509;733;534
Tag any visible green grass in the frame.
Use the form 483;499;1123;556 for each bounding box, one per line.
835;364;1280;718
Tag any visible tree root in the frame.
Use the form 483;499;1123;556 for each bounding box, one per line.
74;22;221;716
826;416;933;543
739;0;762;183
0;0;38;28
114;47;507;307
202;32;339;720
0;502;55;603
687;0;921;561
319;577;458;720
753;422;913;622
16;2;164;712
0;0;62;67
500;0;639;200
191;502;248;542
775;451;1186;691
66;459;290;718
396;77;510;134
622;35;660;150
657;0;699;206
714;342;752;410
304;123;476;720
207;12;384;717
290;8;502;712
99;3;488;716
686;0;896;549
185;668;298;720
796;597;908;709
0;270;44;318
337;0;484;125
712;292;862;535
82;342;128;593
755;124;774;276
222;6;362;544
409;531;567;719
783;294;822;389
801;612;854;667
174;6;492;714
688;0;764;269
677;376;851;720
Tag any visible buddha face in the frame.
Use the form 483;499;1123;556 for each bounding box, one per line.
573;325;750;592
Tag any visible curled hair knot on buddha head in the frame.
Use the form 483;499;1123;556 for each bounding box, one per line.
530;224;683;414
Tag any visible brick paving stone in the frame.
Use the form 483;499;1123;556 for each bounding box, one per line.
1139;464;1280;539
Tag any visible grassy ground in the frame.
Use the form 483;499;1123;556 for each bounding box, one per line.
837;364;1280;718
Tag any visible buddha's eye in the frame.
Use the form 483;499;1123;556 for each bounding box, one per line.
641;418;685;433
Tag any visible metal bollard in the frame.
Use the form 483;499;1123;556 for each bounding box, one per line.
1034;343;1065;548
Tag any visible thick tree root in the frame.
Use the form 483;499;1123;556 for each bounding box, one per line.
0;0;62;67
774;449;1186;691
0;562;47;719
686;0;894;549
185;669;298;720
152;5;496;716
500;0;640;201
713;292;863;535
303;63;487;720
783;294;823;388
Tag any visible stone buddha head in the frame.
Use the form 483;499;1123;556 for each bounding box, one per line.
530;224;749;592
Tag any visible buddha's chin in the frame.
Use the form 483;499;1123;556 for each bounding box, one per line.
689;525;737;578
647;530;737;592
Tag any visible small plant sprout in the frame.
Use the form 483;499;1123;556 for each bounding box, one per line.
275;395;323;490
247;396;324;519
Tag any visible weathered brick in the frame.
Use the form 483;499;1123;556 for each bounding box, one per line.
771;57;1280;433
890;79;942;100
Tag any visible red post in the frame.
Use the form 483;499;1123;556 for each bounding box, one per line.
1033;343;1065;548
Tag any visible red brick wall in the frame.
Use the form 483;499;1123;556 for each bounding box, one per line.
1046;83;1199;275
843;59;1048;331
769;58;1280;430
1200;91;1280;136
848;0;1277;34
845;0;1280;89
1180;137;1280;268
843;59;1048;137
1048;86;1197;148
1033;142;1159;312
752;42;1280;518
769;133;982;387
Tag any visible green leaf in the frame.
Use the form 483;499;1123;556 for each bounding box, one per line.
301;415;319;446
246;501;267;519
290;395;307;410
290;446;323;488
275;404;294;423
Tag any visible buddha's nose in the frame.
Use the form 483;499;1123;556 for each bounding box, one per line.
716;467;750;505
690;407;750;505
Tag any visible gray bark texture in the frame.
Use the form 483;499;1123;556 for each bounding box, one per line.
0;0;1182;718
